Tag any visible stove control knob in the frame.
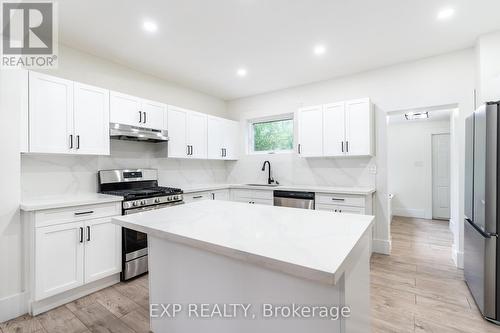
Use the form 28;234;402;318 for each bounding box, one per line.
155;198;161;204
173;195;179;201
167;196;172;202
132;201;138;207
141;200;147;206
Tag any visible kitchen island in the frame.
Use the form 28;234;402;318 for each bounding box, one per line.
112;200;374;333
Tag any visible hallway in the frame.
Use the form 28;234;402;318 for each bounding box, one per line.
371;216;500;332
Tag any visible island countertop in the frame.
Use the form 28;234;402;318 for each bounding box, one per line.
112;200;374;285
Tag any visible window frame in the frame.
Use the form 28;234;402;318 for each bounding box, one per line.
247;113;295;155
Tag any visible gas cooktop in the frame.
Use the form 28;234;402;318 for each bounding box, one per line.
101;186;183;201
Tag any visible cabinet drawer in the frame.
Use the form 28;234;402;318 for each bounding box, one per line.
252;190;273;200
231;189;253;199
316;193;365;207
184;191;211;203
35;202;121;227
316;204;365;215
252;198;273;206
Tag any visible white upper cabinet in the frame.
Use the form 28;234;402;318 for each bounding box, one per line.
297;98;374;158
207;116;225;159
323;102;346;156
140;98;166;129
207;117;239;160
110;92;166;129
29;72;74;154
344;98;374;156
73;83;110;155
187;111;208;159
28;72;111;155
167;106;189;158
109;92;141;126
297;105;323;157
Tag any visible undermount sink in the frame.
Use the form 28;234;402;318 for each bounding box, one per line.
245;183;280;187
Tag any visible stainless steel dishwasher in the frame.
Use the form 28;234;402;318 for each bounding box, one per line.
273;190;315;209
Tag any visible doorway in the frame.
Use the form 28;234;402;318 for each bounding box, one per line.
432;133;451;220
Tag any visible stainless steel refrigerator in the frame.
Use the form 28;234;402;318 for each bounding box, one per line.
465;101;500;324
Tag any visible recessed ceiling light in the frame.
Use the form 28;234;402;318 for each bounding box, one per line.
313;44;326;56
236;68;247;77
437;7;455;20
143;20;158;33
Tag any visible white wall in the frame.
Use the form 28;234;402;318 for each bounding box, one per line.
477;31;500;104
0;44;228;322
227;48;476;259
387;119;450;219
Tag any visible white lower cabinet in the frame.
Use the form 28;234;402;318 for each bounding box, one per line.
314;193;372;215
211;189;230;201
84;217;121;283
183;191;211;203
35;221;84;300
231;189;273;205
24;202;122;306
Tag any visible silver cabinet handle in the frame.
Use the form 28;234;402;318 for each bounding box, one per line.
69;134;73;149
331;198;345;201
79;227;84;243
86;226;91;241
346;141;349;153
193;195;203;199
143;112;147;124
341;141;344;153
76;135;80;149
298;144;301;154
138;111;142;123
74;210;94;216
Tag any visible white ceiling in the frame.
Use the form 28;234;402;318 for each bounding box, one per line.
59;0;500;100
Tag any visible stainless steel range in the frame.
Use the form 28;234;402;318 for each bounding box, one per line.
98;168;183;280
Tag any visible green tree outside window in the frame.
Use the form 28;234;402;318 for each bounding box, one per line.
253;119;293;152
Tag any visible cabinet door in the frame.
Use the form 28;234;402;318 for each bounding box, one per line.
188;112;208;159
224;120;240;160
212;189;230;201
35;221;84;300
345;98;373;156
297;105;323;157
73;83;110;155
316;204;365;215
184;191;211;203
207;116;224;159
323;102;346;156
140;99;166;129
29;72;74;154
167;106;188;158
109;91;141;127
84;217;121;283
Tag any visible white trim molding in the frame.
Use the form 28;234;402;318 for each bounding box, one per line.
372;238;391;255
0;291;29;323
392;208;428;219
452;242;464;269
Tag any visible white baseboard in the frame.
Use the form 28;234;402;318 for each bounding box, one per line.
30;273;120;316
449;218;456;232
452;242;464;269
0;291;29;323
392;208;428;219
372;238;391;255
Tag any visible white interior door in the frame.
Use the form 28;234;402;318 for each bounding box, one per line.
432;133;451;220
73;83;110;155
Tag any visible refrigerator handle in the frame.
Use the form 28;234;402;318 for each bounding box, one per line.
465;218;498;238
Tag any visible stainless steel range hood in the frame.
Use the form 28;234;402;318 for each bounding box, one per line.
110;123;169;143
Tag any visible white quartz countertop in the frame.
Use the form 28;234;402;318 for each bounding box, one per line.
180;183;376;195
20;193;123;211
112;200;374;284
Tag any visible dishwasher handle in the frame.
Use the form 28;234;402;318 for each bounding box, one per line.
273;190;315;200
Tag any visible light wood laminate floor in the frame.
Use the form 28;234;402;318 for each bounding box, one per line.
2;216;500;333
